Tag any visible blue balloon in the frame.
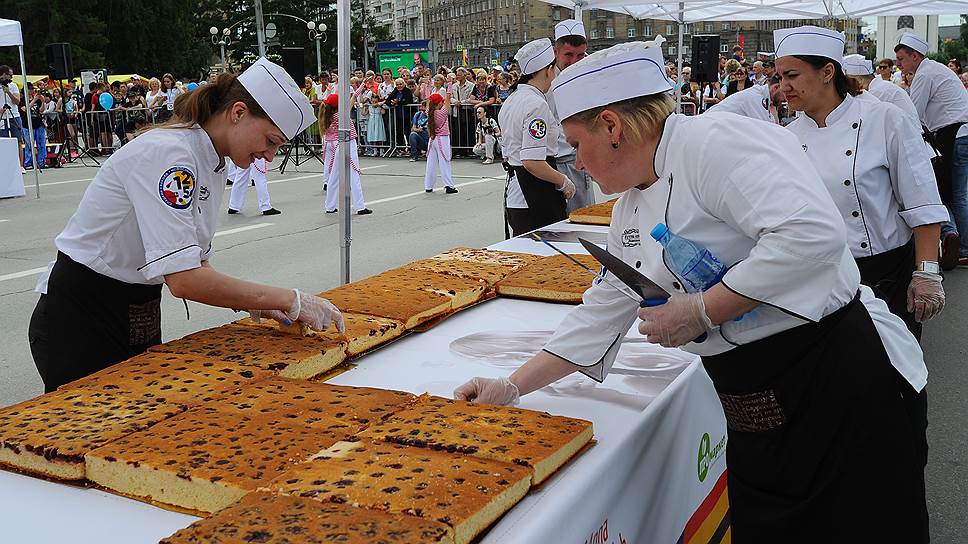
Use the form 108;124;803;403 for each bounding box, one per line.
186;82;199;91
98;92;114;110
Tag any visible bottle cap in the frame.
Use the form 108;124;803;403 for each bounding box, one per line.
650;223;668;241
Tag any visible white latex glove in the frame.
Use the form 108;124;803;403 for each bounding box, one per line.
637;292;714;348
453;376;520;406
557;177;576;200
907;271;944;323
287;289;346;333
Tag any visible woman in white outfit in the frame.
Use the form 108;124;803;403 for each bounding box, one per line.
320;93;372;215
226;157;280;215
424;93;458;194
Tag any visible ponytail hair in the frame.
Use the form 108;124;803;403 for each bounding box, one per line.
427;99;438;137
320;102;336;131
162;72;268;130
793;55;863;99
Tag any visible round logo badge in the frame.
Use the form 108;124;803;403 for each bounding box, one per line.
528;118;547;139
158;167;196;210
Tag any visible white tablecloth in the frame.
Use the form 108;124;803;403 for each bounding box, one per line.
0;221;729;543
0;137;24;198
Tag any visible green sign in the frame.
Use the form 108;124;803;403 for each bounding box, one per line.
377;51;431;75
697;432;726;482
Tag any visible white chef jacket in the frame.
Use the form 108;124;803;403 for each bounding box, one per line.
854;90;880;103
36;126;226;293
786;94;947;259
498;84;558;209
868;77;920;124
546;66;574;158
909;59;968;138
542;112;927;391
707;84;775;124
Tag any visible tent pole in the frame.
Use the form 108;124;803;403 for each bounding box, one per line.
573;1;582;18
676;2;684;111
337;0;352;285
18;45;38;198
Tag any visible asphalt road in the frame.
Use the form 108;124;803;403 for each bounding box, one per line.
0;157;965;541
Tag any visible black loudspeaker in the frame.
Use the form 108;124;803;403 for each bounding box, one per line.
690;35;720;83
281;47;305;84
45;43;73;80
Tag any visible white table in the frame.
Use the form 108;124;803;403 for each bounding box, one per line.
0;136;24;198
0;222;729;543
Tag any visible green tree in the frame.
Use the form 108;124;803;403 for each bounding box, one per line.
0;0;106;75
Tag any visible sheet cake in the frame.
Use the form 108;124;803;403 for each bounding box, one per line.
405;259;515;287
318;283;452;329
354;394;593;484
353;268;487;310
568;199;617;225
149;324;347;379
264;440;532;544
495;254;600;303
59;351;272;405
430;247;542;269
86;407;349;513
159;492;453;544
0;390;184;480
235;312;405;357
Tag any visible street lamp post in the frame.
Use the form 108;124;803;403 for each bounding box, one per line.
362;19;369;73
307;21;328;76
209;27;233;72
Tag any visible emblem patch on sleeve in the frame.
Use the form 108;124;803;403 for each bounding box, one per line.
528;118;547;139
158;166;196;210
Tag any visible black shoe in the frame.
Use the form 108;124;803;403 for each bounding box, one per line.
325;209;337;214
323;183;327;191
227;208;240;215
356;208;373;215
226;180;233;186
262;208;281;216
425;189;433;193
941;232;960;271
445;186;458;194
251;180;255;187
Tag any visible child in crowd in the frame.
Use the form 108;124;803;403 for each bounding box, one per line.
320;92;372;215
423;93;458;194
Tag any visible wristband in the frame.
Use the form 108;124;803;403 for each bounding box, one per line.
285;289;301;321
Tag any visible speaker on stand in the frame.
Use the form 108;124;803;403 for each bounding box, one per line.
690;35;721;114
44;43;78;167
278;47;323;173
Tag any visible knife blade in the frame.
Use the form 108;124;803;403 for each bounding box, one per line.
578;238;707;343
529;233;642;304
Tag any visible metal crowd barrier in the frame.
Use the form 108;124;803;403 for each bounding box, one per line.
356;103;503;158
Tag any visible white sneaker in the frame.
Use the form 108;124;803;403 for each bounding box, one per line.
483;159;493;164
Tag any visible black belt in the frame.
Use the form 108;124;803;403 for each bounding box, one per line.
927;122;966;201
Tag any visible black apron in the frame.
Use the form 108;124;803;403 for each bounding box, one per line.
701;296;928;543
855;237;920;339
927;121;966;202
505;157;566;237
28;251;162;392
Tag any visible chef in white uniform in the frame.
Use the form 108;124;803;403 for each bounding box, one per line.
777;26;947;340
28;58;344;392
456;41;929;542
226;156;281;215
548;19;596;212
842;54;920;123
707;73;785;123
896;31;968;269
498;38;575;237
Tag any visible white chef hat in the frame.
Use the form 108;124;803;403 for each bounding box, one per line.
842;54;873;76
555;19;586;41
756;51;774;58
238;57;315;139
774;25;846;66
896;32;929;56
515;38;556;75
550;37;674;122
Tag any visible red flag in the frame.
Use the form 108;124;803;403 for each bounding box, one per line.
739;35;745;48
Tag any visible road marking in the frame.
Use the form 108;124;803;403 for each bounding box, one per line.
0;224;275;283
0;219;8;223
364;177;502;206
0;267;48;282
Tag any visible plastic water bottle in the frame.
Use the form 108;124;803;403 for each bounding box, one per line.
650;223;726;292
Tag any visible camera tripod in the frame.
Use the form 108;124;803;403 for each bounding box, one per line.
278;130;323;174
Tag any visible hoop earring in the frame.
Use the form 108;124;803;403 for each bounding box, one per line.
611;142;619;149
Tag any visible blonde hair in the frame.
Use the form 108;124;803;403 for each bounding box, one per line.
724;59;741;75
568;93;676;145
149;77;161;89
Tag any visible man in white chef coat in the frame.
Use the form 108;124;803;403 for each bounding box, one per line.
707;73;786;124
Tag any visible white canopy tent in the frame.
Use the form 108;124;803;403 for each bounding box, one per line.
0;18;39;198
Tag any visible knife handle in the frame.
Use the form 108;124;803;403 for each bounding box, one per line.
639;299;707;343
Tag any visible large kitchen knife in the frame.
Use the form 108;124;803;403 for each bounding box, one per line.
529;233;642;304
579;238;707;343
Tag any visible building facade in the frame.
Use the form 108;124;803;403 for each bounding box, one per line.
422;1;860;68
875;15;939;60
368;0;425;41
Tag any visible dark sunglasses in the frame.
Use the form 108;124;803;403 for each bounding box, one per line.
877;65;889;69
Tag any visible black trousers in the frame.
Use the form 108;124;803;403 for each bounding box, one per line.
702;296;928;543
856;238;920;339
29;252;162;392
505;161;566;238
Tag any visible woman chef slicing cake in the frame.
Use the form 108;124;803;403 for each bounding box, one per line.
29;58;345;392
455;40;930;541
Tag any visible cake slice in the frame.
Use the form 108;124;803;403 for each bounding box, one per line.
149;324;347;379
263;440;532;544
235;312;405;357
0;390;184;480
568;198;617;225
159;492;453;544
58;351;272;405
494;254;600;303
429;247;542;270
318;283;452;329
405;258;515;288
85;407;350;513
354;395;593;485
354;268;488;310
215;377;417;431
